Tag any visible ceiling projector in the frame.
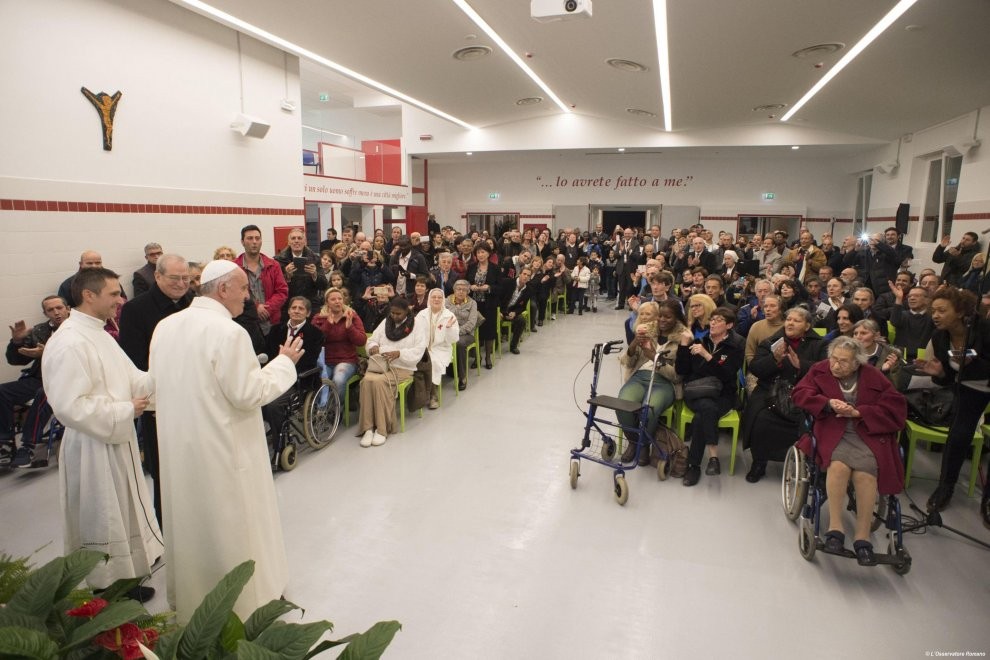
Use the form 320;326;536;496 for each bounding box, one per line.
531;0;592;22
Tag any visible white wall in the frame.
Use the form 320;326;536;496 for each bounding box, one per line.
0;0;303;380
427;152;855;235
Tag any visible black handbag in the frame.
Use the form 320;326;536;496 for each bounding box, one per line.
904;387;955;427
682;376;722;401
767;376;802;422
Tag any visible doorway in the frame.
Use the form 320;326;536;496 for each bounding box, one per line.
737;215;802;242
602;211;647;236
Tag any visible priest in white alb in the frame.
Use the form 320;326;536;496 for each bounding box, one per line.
150;259;303;623
42;267;163;601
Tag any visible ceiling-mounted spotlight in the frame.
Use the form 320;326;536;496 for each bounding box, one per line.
874;161;899;175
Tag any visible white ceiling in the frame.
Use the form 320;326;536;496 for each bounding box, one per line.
184;0;990;150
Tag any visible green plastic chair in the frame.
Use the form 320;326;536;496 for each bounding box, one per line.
395;377;423;433
903;406;988;497
675;401;742;475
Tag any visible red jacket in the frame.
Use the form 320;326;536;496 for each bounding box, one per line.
311;312;367;364
235;253;288;325
793;361;907;494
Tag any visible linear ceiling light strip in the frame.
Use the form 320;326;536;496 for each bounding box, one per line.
781;0;919;122
451;0;571;114
175;0;477;130
652;0;672;131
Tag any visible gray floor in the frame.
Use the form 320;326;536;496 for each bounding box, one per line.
2;304;988;659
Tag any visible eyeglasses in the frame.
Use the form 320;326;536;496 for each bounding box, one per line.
162;275;191;283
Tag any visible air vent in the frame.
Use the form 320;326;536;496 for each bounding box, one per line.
606;58;649;73
752;103;787;112
452;45;493;61
516;97;543;106
792;43;844;59
626;108;657;117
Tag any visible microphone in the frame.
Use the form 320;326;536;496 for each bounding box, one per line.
257;354;269;365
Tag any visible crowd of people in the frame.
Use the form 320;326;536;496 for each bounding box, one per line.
2;219;989;611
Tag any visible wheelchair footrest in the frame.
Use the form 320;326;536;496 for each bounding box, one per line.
587;395;644;414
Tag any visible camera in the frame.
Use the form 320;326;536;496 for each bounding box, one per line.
564;0;577;10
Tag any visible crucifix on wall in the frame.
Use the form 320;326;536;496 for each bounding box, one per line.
81;87;122;151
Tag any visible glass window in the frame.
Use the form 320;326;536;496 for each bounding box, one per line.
854;173;872;236
920;155;962;243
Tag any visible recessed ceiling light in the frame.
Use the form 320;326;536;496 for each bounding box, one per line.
626;108;657;117
516;97;543;106
791;145;800;150
466;152;473;156
605;58;648;73
904;24;923;31
451;0;570;114
753;104;787;112
782;0;919;122
617;148;626;152
452;45;493;61
791;43;845;59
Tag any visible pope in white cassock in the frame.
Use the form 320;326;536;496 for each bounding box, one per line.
42;268;163;596
150;260;303;623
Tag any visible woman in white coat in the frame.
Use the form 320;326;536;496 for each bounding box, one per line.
361;297;428;446
416;288;459;409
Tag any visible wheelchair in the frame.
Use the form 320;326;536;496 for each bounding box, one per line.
2;400;62;469
267;367;341;471
780;416;911;574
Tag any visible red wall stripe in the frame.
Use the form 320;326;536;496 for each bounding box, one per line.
0;199;304;215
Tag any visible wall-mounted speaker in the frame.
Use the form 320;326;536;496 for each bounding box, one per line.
230;113;270;139
895;203;909;235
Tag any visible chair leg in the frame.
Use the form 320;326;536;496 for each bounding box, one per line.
968;436;982;497
729;428;739;475
904;434;917;488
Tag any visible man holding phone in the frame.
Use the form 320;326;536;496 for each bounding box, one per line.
275;227;326;316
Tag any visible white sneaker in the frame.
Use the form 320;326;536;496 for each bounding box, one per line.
371;431;387;446
360;430;374;447
428;397;439;410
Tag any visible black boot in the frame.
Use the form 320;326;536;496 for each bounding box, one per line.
745;460;767;483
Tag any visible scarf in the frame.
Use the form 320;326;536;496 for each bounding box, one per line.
384;311;415;342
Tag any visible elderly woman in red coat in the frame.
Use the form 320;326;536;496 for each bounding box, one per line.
792;335;907;566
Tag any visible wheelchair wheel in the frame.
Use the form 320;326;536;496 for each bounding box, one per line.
871;496;889;533
303;380;340;450
279;443;297;471
656;459;670;481
614;475;629;505
798;517;816;561
569;460;579;489
781;446;809;522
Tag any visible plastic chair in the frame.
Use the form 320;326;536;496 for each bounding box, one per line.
553;290;567;317
813;327;827;336
498;306;529;353
395;377;424;433
903;411;987;497
342;343;370;427
675;400;742;475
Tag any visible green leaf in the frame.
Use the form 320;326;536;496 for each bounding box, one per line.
151;628;181;660
252;621;332;660
242;599;304;641
98;576;143;603
336;621;401;660
233;639;282;660
65;600;148;647
5;556;65;617
53;550;107;604
176;560;254;660
301;634;358;659
219;611;246;653
0;626;60;660
0;610;47;633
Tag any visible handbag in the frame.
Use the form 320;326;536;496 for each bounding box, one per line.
904;387;955;426
682;376;722;401
366;353;390;374
767;376;802;422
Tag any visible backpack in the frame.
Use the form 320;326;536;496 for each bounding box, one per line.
651;422;688;478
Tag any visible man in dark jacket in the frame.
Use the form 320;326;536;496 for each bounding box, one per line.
119;254;193;526
1;295;69;468
275;228;327;315
933;232;980;286
388;235;431;297
499;266;535;354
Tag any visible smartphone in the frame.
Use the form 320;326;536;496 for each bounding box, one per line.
949;348;978;359
771;337;785;353
636;265;647;274
292;257;307;270
373;286;388;296
420;235;430;244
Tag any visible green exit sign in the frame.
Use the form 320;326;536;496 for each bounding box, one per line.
319;93;330;102
489;192;500;200
763;192;775;200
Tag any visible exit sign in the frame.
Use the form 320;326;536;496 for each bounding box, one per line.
319;93;330;102
489;192;500;200
763;192;775;200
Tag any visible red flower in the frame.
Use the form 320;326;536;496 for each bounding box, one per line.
93;623;159;660
66;597;108;618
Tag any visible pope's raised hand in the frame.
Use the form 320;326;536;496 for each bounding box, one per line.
279;335;304;364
